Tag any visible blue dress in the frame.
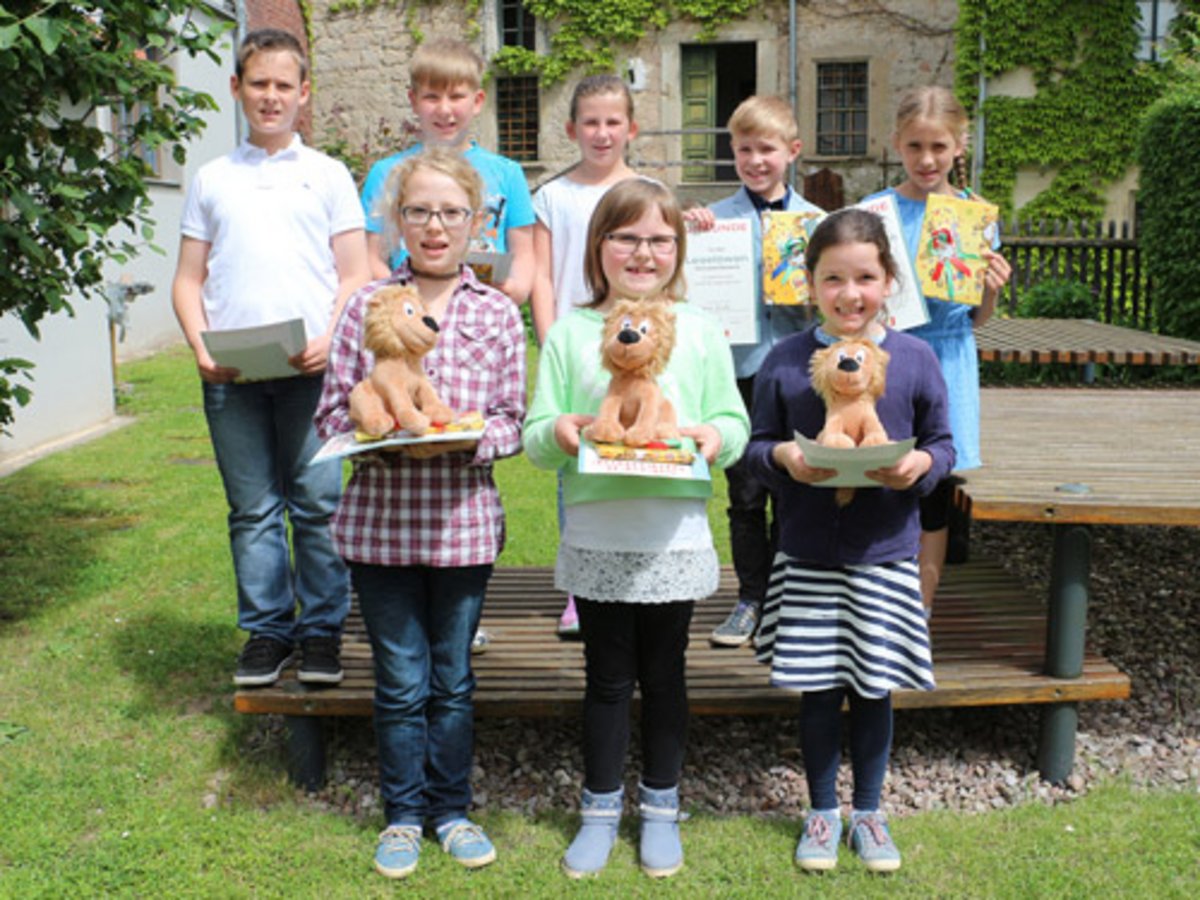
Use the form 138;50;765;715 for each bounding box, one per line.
864;187;983;470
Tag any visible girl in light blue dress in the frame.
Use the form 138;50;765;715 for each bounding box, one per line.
863;86;1011;612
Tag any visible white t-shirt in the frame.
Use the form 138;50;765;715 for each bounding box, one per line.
180;135;364;339
532;176;613;322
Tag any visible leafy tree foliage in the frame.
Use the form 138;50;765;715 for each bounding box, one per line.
0;1;227;429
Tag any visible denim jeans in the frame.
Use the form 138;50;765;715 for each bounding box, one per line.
351;562;492;828
726;375;778;607
203;375;348;644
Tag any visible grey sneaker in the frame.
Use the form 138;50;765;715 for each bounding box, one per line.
848;811;901;873
709;600;760;647
795;809;842;872
471;628;491;655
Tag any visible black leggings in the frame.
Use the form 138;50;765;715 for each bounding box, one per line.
576;597;694;792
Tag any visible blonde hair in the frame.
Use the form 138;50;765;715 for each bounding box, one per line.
380;147;485;260
409;38;485;92
583;178;687;305
727;95;799;144
894;86;970;188
569;74;635;122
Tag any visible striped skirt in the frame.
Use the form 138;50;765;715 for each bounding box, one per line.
754;554;935;698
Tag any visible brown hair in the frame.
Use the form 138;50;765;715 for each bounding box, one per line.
804;208;898;283
380;147;485;259
409;38;485;92
569;74;635;122
727;95;799;144
237;29;308;81
894;86;970;190
584;178;687;305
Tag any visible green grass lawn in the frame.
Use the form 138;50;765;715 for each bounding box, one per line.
0;346;1196;896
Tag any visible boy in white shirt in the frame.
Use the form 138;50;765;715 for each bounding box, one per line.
172;29;370;687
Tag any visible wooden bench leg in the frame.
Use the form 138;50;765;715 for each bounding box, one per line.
1038;523;1092;782
285;715;326;792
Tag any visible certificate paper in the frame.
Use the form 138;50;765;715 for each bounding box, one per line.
683;219;757;344
201;318;306;382
794;433;917;488
855;194;929;331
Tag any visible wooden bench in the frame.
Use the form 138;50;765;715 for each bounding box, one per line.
974;317;1200;382
236;562;1129;790
954;387;1200;782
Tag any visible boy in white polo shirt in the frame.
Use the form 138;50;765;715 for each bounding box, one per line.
172;28;370;687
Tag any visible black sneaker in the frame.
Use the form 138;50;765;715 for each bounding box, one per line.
298;635;344;685
234;636;293;687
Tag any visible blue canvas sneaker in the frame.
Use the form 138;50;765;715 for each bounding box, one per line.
795;809;842;871
374;825;421;879
436;818;497;868
848;810;901;873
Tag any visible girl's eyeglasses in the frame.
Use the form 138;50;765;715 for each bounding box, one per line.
604;232;679;256
399;206;473;228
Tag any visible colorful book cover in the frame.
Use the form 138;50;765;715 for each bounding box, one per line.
854;194;929;331
577;439;710;482
762;210;825;306
916;193;999;306
309;412;485;464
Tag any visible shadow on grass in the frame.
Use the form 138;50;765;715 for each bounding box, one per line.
0;470;118;629
105;607;309;791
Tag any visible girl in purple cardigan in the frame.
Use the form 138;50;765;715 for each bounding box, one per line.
744;208;954;874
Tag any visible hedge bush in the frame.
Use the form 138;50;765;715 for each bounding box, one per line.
1137;65;1200;338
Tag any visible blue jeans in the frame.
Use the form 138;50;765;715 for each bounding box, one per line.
203;375;348;644
351;562;492;828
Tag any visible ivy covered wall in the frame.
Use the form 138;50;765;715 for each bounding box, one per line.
955;0;1192;222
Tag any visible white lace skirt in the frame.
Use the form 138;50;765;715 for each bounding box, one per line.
556;545;719;603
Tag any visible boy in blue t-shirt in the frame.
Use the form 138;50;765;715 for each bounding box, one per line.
684;95;825;648
359;38;535;304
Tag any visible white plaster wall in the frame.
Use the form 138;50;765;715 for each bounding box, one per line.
0;9;237;468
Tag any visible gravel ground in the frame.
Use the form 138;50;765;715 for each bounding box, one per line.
261;521;1199;822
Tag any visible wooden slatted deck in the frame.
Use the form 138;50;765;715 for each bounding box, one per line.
974;317;1200;366
235;562;1129;718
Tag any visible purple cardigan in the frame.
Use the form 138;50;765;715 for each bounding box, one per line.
744;326;955;566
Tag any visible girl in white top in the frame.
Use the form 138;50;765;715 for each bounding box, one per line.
531;74;639;636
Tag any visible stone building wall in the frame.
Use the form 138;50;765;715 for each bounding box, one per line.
306;1;958;205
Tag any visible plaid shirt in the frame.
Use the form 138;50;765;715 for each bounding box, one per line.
315;264;526;567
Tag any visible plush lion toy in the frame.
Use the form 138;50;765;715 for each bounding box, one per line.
583;296;680;448
809;337;890;505
349;284;454;437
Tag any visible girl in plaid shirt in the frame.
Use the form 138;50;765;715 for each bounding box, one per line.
523;178;749;879
314;148;525;879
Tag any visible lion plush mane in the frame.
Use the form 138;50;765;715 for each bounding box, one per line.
583;296;680;448
349;284;454;437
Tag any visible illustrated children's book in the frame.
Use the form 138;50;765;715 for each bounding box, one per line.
310;411;485;464
762;209;825;306
854;194;929;331
916;193;999;306
578;438;710;482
